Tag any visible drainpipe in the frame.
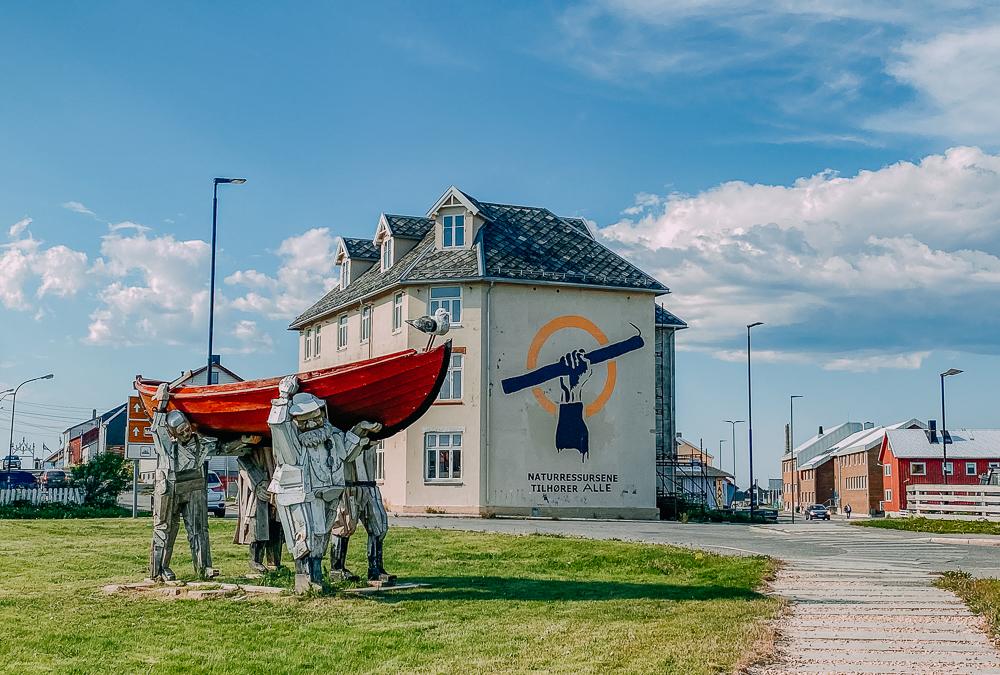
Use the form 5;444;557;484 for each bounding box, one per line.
483;281;495;509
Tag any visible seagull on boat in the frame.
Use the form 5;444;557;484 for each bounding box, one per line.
406;308;451;350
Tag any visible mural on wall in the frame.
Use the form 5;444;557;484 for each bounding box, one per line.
501;315;644;460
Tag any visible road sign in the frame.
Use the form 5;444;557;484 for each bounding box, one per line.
126;395;154;460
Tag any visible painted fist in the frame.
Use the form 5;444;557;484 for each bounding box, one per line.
278;375;300;398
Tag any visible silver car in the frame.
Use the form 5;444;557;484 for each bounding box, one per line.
206;471;226;518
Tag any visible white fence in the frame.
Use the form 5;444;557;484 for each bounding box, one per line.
0;487;85;506
905;484;1000;521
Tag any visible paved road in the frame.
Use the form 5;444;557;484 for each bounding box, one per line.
392;517;1000;674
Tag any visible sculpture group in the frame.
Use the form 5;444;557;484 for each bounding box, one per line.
147;376;393;593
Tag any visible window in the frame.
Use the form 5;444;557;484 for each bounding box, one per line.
944;461;954;476
910;462;926;476
884;464;891;476
381;238;393;271
429;286;462;323
209;371;220;385
425;432;462;481
966;462;978;476
337;314;348;349
884;489;892;502
314;325;321;357
361;306;372;343
374;441;385;482
442;214;465;248
438;354;463;401
392;292;404;332
991;462;1000;471
304;329;312;360
339;260;350;290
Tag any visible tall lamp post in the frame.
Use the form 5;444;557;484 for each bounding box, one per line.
940;368;963;485
5;374;54;480
790;395;803;524
724;419;745;498
207;177;247;388
747;322;764;520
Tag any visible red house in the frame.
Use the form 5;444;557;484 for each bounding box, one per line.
879;423;1000;513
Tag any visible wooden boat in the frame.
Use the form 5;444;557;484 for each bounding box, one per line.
134;341;452;441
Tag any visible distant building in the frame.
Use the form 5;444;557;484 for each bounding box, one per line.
831;419;924;516
676;435;714;467
879;424;1000;513
782;422;864;508
58;404;127;467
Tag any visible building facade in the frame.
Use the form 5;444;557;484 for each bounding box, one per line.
781;422;863;510
291;187;683;519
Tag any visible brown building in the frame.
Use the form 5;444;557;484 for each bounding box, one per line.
831;419;922;515
781;423;865;511
797;454;835;506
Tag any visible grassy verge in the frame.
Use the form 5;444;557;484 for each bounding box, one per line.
937;571;1000;641
853;517;1000;535
0;518;780;674
0;502;134;519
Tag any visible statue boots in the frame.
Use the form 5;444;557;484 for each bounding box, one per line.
330;535;360;581
249;542;268;574
150;546;176;582
367;537;396;586
293;556;324;594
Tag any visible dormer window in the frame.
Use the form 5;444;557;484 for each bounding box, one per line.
381;238;393;271
339;260;351;290
442;215;465;248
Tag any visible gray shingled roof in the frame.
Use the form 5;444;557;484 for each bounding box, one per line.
341;237;378;260
384;214;434;239
885;428;1000;459
290;190;669;329
560;216;595;239
655;304;687;328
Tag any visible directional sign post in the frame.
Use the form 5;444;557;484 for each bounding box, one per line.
126;396;153;518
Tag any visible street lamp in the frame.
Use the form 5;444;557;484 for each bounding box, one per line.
940;368;963;485
207;177;247;388
724;420;745;496
6;374;53;480
747;322;764;520
790;395;803;524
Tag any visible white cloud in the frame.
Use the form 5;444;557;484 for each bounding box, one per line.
220;320;275;354
602;146;1000;363
226;228;338;320
108;221;151;234
9;218;31;238
62;201;96;217
823;351;930;373
1;223;88;310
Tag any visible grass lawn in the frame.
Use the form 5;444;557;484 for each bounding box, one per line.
853;517;1000;535
0;518;780;674
937;571;1000;641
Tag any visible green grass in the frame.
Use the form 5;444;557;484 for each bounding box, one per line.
853;517;1000;535
0;519;781;674
0;502;134;519
937;571;1000;641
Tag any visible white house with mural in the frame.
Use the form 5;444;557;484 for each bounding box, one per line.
290;186;684;519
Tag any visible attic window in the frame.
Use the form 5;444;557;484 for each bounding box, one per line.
339;260;350;290
381;238;393;271
443;215;465;248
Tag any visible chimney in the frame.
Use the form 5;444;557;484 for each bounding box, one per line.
784;424;791;454
818;425;824;436
927;420;938;444
91;408;97;419
864;421;875;430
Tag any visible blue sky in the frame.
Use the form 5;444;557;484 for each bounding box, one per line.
2;2;1000;484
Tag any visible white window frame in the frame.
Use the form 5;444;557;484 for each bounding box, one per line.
314;324;321;358
943;461;954;476
429;285;462;325
381;238;393;271
304;329;312;360
910;462;926;476
883;464;891;476
361;305;372;343
438;353;464;401
392;292;404;333
966;462;978;476
990;462;1000;470
339;260;350;290
424;431;462;482
884;489;892;502
337;314;348;350
374;441;385;483
442;214;466;249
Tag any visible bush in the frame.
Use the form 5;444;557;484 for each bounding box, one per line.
70;453;131;507
0;502;132;519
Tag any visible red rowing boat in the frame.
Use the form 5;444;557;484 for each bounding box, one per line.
134;341;452;441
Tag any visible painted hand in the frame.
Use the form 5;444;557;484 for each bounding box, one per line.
277;375;299;398
351;421;383;437
558;349;592;404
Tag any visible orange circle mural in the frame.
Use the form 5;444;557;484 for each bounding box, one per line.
525;315;617;418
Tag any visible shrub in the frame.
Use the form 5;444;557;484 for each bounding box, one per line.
0;502;132;519
70;453;131;507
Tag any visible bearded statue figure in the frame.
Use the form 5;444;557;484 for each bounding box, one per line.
148;383;218;581
267;375;381;592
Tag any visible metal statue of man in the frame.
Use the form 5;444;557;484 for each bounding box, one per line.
233;445;283;574
267;375;381;592
329;438;395;585
148;383;219;581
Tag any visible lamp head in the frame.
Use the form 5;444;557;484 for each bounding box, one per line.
214;177;247;185
941;368;963;378
747;321;764;329
791;395;803;400
42;373;54;380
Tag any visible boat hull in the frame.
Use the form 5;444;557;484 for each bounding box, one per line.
134;342;452;441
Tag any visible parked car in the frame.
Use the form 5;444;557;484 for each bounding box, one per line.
2;455;21;471
805;504;831;521
0;470;37;489
206;470;226;518
40;469;68;488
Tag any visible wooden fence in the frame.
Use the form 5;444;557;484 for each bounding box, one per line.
0;487;85;506
905;484;1000;521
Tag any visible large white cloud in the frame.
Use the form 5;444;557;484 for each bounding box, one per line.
602;146;1000;369
226;227;338;320
0;220;88;310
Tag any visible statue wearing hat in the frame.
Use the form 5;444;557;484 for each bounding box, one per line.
148;383;220;581
267;375;381;592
